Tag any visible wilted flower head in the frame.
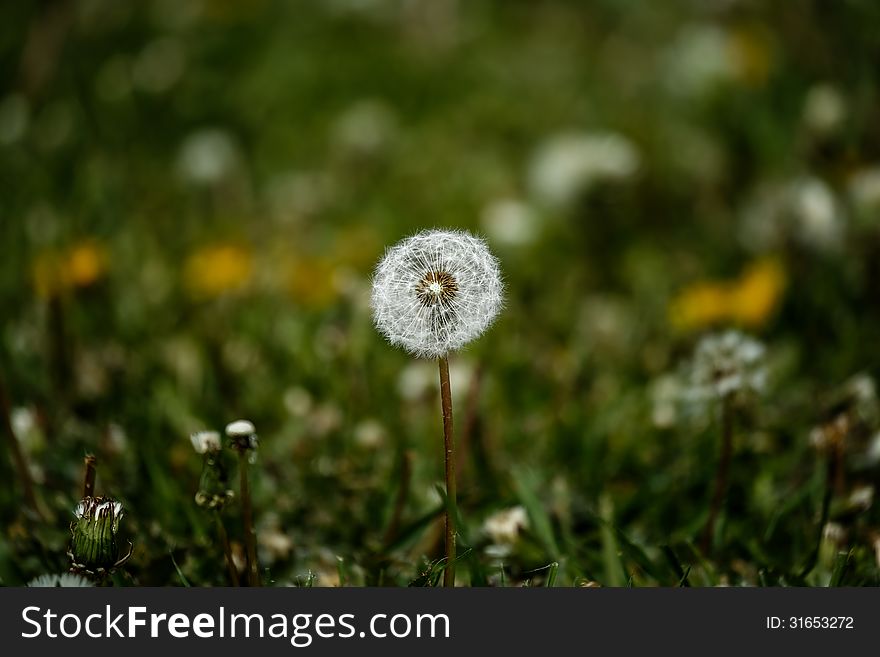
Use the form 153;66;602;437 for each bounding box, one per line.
27;573;94;587
190;430;221;454
69;496;129;575
371;229;504;359
688;330;767;401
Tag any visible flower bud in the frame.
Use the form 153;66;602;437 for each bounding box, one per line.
68;496;127;574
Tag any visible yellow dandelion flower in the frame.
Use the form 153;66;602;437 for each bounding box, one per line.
64;242;108;288
183;243;252;299
729;258;786;327
669;257;785;332
668;282;731;331
32;241;108;299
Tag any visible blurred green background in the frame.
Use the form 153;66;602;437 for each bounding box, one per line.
2;0;880;586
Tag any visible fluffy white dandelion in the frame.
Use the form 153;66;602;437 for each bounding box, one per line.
371;229;504;586
371;229;503;359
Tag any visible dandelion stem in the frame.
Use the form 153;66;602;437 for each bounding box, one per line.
0;375;42;519
702;396;733;554
83;454;97;498
438;355;457;587
237;450;260;586
215;511;239;586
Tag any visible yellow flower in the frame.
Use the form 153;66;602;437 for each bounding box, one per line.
729;258;786;327
669;258;786;331
32;241;108;299
183;243;252;299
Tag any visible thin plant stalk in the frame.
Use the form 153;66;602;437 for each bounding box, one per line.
702;396;733;554
0;375;42;519
237;450;260;586
438;355;457;587
83;454;97;498
800;429;845;578
215;511;239;586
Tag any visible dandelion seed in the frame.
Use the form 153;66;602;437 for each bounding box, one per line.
370;229;503;359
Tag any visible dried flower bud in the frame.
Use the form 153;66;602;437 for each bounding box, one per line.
68;496;130;575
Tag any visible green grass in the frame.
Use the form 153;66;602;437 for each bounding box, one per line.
1;0;879;587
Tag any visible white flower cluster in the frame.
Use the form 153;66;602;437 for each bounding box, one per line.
689;330;767;401
371;230;504;359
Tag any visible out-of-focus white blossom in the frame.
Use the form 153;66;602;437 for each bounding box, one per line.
662;25;735;97
480;198;539;247
528;131;639;208
353;418;386;448
688;330;767;401
802;84;846;135
483;506;529;546
332;99;397;156
740;177;844;253
176;128;239;185
848;166;880;223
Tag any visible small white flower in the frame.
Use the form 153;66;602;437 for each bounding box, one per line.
371;229;504;358
28;573;93;587
688;330;767;401
190;430;221;454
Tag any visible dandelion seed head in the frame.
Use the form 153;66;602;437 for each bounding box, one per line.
371;229;504;358
688;329;767;401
